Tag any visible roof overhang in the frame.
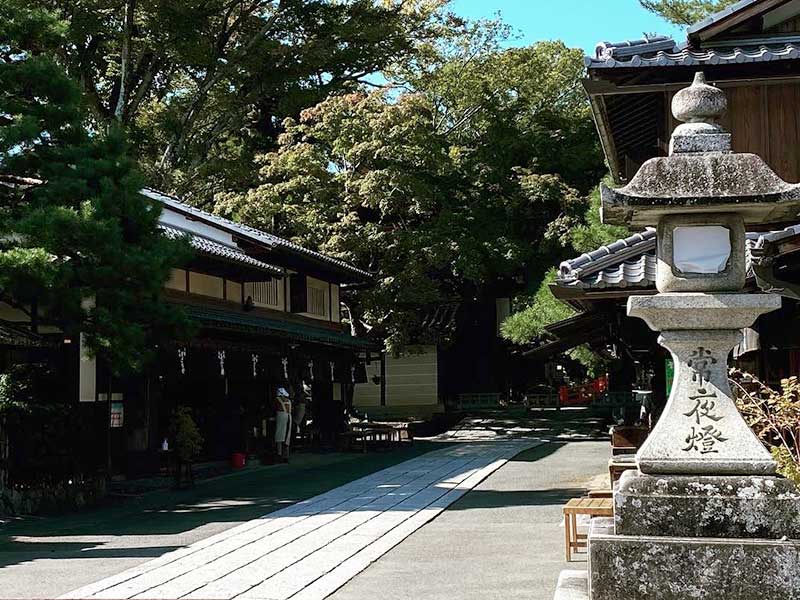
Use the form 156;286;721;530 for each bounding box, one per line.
688;0;792;42
146;188;373;284
180;303;378;351
522;312;611;358
583;0;800;185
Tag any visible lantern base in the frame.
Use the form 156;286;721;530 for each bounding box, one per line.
614;469;800;539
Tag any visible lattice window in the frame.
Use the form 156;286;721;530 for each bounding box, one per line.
308;285;328;317
244;279;281;307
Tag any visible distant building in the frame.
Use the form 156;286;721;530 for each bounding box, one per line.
353;296;515;418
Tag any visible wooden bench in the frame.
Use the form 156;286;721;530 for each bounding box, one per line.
339;430;370;453
340;423;413;453
563;497;613;561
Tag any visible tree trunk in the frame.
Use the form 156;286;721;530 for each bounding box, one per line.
114;0;137;121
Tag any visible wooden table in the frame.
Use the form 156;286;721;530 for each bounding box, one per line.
563;497;613;561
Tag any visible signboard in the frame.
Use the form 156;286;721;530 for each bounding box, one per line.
110;393;124;428
665;358;674;397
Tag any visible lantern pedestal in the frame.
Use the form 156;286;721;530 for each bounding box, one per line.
628;293;780;476
579;291;800;600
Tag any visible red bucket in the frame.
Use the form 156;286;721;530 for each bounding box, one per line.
231;452;246;468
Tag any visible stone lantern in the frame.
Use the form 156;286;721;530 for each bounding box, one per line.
584;72;800;599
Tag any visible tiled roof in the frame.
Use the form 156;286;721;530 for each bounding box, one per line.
159;225;284;276
570;252;657;289
144;188;372;281
0;320;57;347
420;303;460;334
558;229;656;286
557;228;783;292
593;35;677;61
586;40;800;69
750;224;800;298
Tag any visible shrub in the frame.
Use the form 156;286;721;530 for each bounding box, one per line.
169;407;204;464
730;369;800;484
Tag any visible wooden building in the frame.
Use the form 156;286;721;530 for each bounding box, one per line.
538;0;800;413
587;0;800;189
0;185;376;481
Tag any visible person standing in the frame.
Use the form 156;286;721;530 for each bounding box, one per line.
293;381;311;434
274;387;292;462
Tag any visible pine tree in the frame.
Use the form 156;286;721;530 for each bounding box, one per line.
1;5;190;374
639;0;740;26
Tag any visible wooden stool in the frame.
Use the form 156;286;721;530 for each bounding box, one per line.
563;497;613;561
608;454;637;485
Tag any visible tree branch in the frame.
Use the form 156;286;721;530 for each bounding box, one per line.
158;1;283;169
125;53;160;121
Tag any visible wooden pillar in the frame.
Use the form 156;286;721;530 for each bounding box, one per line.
380;352;386;407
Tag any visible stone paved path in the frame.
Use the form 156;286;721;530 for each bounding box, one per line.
62;439;540;600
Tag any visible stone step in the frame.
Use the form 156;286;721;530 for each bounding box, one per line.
553;570;588;600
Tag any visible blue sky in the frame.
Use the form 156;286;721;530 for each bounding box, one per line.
450;0;686;56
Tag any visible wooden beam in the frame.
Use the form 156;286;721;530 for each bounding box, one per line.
692;0;790;42
585;74;800;97
587;94;623;183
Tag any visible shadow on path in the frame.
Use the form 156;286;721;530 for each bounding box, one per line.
0;441;448;571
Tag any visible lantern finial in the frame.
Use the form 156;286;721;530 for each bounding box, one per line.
669;71;731;155
672;72;727;124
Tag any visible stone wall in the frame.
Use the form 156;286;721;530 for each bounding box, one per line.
1;477;106;516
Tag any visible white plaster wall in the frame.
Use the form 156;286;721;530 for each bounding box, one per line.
353;346;439;408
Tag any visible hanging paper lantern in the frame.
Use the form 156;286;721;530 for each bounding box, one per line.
178;348;187;375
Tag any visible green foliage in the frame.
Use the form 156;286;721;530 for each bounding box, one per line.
4;0;450;198
731;370;800;484
500;268;574;344
0;18;191;373
0;363;60;420
639;0;741;26
169;406;204;463
216;37;602;352
498;186;628;342
496;184;630;373
566;345;611;379
568;187;630;254
772;447;800;485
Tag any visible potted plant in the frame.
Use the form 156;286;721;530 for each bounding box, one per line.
168;407;203;488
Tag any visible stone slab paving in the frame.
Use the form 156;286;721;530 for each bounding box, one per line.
61;439;540;600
